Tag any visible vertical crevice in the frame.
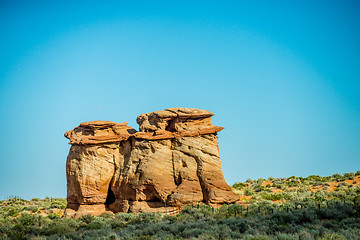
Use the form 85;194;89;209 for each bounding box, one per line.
119;139;133;183
105;182;116;207
195;155;208;203
174;174;182;186
171;139;177;187
171;138;183;187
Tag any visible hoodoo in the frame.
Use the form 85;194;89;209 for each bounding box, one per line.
64;108;238;217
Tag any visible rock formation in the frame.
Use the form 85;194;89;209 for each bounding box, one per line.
64;108;238;217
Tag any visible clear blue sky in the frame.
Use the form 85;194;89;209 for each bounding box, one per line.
0;1;359;200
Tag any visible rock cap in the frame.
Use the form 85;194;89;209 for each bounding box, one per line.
65;108;224;144
65;120;136;145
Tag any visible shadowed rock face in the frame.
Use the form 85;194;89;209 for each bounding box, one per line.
64;108;238;218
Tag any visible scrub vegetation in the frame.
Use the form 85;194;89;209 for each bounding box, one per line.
1;171;359;239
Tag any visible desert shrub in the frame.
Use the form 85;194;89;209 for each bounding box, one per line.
246;178;253;183
338;228;360;239
254;185;271;193
17;212;38;227
227;204;244;217
256;178;266;184
132;236;154;240
163;214;177;223
197;232;217;240
109;218;125;230
42;220;72;236
100;212;115;218
86;216;106;230
219;217;248;233
115;212;136;222
43;198;67;210
316;202;355;221
7;212;42;238
47;213;60;220
261;193;284;201
216;204;244;219
81;228;119;239
318;233;346;240
336;182;347;188
139;212;162;223
353;195;360;205
286;182;300;187
332;173;342;179
128;212;161;224
344;172;355;179
245;189;254;196
273;233;300;240
271;184;281;189
178;205;214;222
307;175;324;183
180;221;208;238
80;214;94;224
233;182;247;190
25;205;39;213
244;235;270;240
6;208;20;217
313;182;323;186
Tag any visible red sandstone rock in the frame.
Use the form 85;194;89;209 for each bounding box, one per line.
65;121;136;145
64;108;238;218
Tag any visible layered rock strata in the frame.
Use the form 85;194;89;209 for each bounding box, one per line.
64;108;238;217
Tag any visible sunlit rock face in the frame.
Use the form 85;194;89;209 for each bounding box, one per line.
64;108;238;218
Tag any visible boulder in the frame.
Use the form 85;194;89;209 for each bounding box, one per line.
64;108;238;217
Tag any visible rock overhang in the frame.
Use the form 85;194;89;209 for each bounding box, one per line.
65;107;224;144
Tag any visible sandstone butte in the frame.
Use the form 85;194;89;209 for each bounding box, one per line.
64;108;239;218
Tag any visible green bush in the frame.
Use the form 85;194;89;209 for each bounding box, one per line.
86;217;106;230
245;189;254;196
233;182;247;190
318;233;346;240
100;212;115;218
